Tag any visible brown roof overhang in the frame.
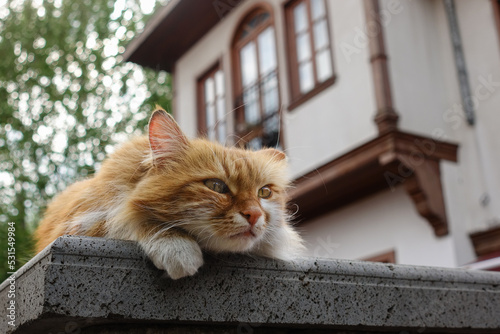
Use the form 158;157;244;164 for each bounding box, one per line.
289;130;459;237
470;226;500;257
124;0;245;71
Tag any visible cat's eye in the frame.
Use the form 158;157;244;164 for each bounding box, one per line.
258;186;272;199
204;179;229;194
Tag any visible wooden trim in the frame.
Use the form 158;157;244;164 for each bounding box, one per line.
492;0;500;50
289;130;459;237
288;75;335;111
196;61;222;137
284;0;301;101
363;250;396;264
197;79;206;136
171;67;178;120
363;0;399;134
284;0;336;107
403;158;448;236
470;226;500;257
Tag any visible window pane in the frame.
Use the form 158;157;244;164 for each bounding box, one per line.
215;70;224;97
216;89;226;143
293;2;308;33
216;96;225;124
240;42;258;87
243;87;260;125
204;77;215;103
296;32;312;62
262;72;279;115
248;137;262;150
263;113;280;148
208;128;216;141
239;12;270;41
206;103;216;130
217;121;227;144
316;49;333;82
299;61;314;93
248;12;270;30
258;27;277;75
311;0;326;21
313;19;329;51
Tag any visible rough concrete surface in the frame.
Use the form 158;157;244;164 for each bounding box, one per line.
1;235;500;333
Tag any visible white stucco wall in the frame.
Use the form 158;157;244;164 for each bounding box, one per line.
382;0;452;138
380;0;500;264
301;187;457;267
454;0;500;231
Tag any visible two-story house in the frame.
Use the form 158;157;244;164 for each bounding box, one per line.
124;0;500;270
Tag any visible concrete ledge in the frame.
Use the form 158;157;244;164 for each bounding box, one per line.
1;235;500;333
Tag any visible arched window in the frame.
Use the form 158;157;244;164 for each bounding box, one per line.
233;7;281;150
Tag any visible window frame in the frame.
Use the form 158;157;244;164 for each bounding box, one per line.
492;0;500;48
231;4;285;149
285;0;336;111
197;61;227;142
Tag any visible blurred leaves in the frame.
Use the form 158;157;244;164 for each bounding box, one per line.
0;0;171;280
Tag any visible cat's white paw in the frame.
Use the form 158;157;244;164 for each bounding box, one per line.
141;237;204;280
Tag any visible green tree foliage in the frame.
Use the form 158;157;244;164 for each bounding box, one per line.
0;0;171;281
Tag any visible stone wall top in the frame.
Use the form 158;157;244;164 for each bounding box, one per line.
1;235;499;333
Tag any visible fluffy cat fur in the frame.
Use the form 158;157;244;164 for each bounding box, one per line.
34;109;304;279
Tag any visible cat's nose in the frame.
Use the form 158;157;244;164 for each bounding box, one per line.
240;208;262;226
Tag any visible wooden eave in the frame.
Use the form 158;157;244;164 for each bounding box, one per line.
124;0;245;71
289;130;458;237
470;226;500;257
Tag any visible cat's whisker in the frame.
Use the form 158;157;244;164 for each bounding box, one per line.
232;130;255;148
273;104;285;150
207;143;217;158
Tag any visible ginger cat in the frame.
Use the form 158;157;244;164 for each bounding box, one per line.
35;109;304;279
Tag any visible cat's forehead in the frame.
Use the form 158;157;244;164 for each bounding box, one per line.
190;141;287;189
220;148;270;184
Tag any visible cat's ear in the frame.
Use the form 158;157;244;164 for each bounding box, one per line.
260;148;287;162
148;108;189;165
